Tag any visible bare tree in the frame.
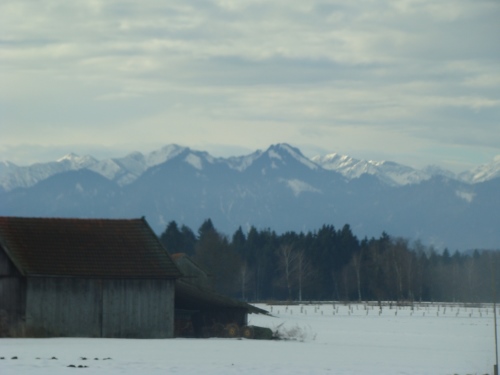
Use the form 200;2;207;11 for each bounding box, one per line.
412;240;427;302
295;249;314;302
276;244;298;301
390;238;409;301
404;247;414;301
351;249;363;302
331;269;341;301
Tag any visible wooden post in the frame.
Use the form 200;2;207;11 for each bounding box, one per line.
492;254;498;375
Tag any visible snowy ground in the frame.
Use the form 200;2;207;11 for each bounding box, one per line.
0;302;495;375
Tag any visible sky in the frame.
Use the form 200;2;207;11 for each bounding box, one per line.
1;0;499;173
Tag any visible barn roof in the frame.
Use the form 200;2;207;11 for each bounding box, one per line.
175;280;268;315
0;216;182;279
171;253;268;315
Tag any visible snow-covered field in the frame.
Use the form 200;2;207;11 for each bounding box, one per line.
0;302;495;375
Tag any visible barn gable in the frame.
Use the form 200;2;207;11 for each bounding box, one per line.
0;216;182;338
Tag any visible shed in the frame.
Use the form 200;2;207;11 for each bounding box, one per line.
171;253;214;290
0;216;182;338
172;253;267;337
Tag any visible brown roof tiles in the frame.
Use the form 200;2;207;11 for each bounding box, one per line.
0;216;182;278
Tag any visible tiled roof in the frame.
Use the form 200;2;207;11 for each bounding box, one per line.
175;280;268;315
171;253;187;261
0;216;182;278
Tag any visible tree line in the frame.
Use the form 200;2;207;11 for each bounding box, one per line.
159;219;500;303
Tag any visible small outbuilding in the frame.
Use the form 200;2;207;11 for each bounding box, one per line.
172;253;267;338
0;216;182;338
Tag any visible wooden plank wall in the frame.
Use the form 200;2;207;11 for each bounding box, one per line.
26;278;102;337
102;279;175;338
26;278;175;338
0;248;26;319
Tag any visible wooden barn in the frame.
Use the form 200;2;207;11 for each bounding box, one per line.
0;216;182;338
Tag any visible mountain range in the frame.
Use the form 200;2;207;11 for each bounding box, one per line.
1;143;499;251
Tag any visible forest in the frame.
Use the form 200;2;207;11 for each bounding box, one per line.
159;219;499;303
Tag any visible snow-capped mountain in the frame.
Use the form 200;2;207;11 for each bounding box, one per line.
459;156;500;183
2;143;498;192
224;144;319;173
422;165;457;180
1;143;499;251
0;143;323;192
0;144;190;191
311;153;433;186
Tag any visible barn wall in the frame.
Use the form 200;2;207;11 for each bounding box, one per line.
26;278;101;337
0;278;26;318
0;247;18;275
102;279;175;338
0;248;26;319
25;277;175;338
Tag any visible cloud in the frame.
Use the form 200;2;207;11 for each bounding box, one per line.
0;0;499;171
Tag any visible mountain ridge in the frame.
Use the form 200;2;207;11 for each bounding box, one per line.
1;143;499;251
2;143;499;192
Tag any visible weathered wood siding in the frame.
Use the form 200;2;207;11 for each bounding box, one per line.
102;279;175;338
26;278;102;337
25;277;175;338
0;248;26;318
0;247;18;275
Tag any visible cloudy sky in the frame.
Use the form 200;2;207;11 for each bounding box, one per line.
1;0;499;172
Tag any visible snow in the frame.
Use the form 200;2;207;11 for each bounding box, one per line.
226;152;262;172
0;302;494;375
278;144;318;170
312;153;354;170
87;160;122;180
184;154;203;170
146;145;186;167
2;145;500;192
460;157;500;183
313;154;433;186
423;165;457;180
285;179;321;197
228;144;318;172
456;190;475;203
268;149;283;161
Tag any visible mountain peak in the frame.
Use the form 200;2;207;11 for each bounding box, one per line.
146;144;187;167
313;152;431;186
312;153;357;169
57;153;80;162
264;143;318;170
459;156;500;183
56;153;99;170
